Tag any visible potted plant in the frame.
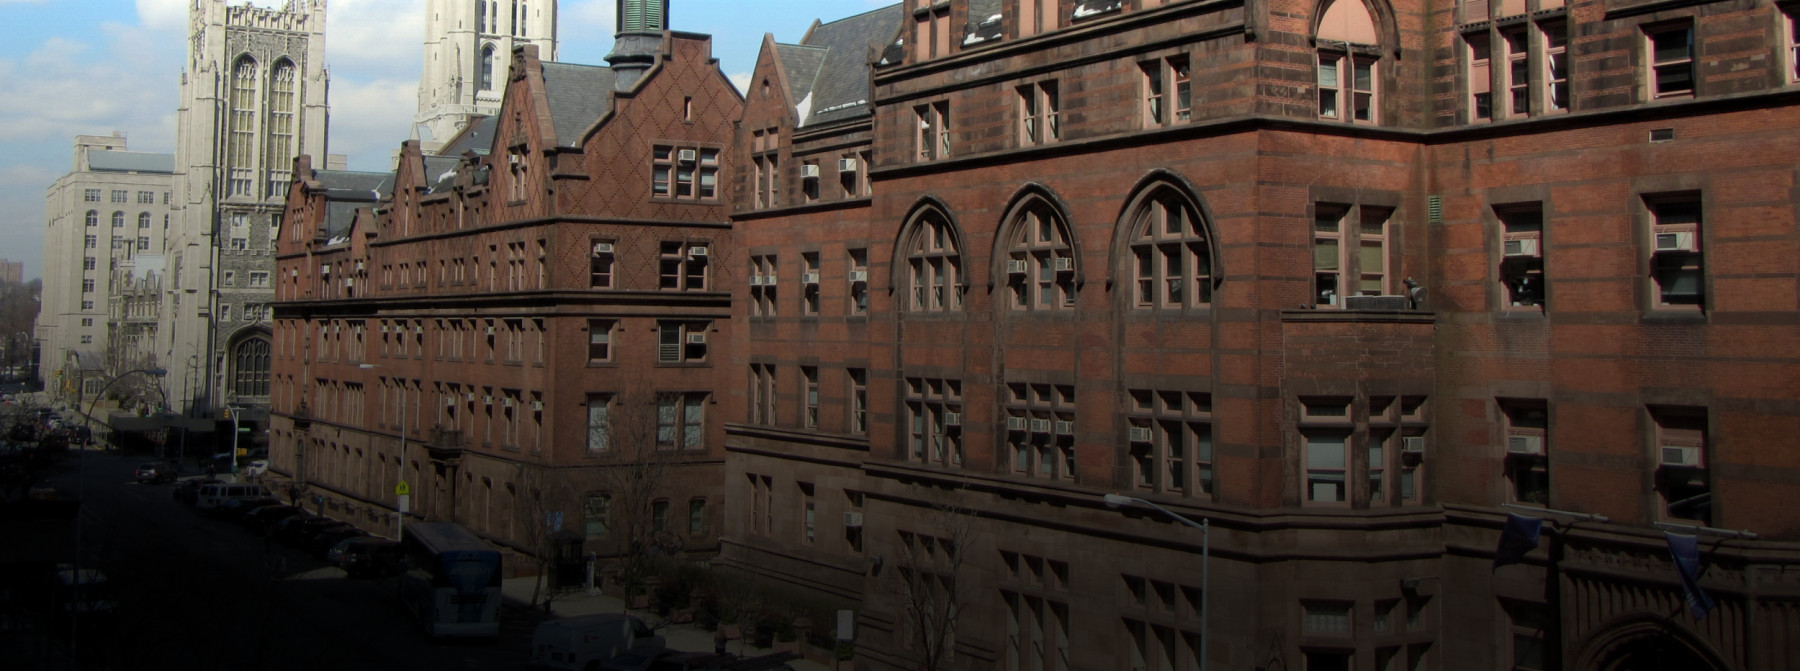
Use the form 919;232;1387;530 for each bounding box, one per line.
834;642;855;671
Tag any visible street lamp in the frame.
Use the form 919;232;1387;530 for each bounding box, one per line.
1103;493;1209;671
359;363;406;542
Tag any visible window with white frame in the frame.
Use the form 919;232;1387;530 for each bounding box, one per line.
658;241;710;291
1130;189;1214;309
112;211;124;228
85;211;97;227
906;377;963;466
84;189;100;202
1646;196;1703;309
1126;389;1213;497
904;213;963;312
1652;406;1709;523
1318;50;1377;123
656;320;709;363
1787;8;1800;83
111;190;127;203
1498;205;1545;309
1002;383;1075;480
1646;23;1695;100
1313;203;1392;307
1004;202;1076;311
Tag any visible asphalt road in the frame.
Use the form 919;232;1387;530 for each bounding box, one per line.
38;450;538;671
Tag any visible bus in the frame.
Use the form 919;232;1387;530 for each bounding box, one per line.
398;522;503;637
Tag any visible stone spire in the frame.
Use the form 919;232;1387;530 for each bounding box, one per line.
605;0;668;91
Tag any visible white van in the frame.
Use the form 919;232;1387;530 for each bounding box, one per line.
195;482;270;512
528;613;663;670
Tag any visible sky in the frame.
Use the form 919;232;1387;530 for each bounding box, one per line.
0;0;896;281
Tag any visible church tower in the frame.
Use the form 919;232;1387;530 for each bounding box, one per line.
166;0;328;420
416;0;559;144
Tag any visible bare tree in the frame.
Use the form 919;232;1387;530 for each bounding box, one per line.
513;460;579;608
100;330;161;412
587;384;688;605
888;488;979;671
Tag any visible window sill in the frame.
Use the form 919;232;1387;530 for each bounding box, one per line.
586;361;617;368
654;361;711;368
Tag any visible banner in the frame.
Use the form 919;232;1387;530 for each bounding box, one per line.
1493;513;1543;570
1665;532;1716;621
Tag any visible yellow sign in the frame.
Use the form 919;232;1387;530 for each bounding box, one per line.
396;480;411;496
235;448;247;456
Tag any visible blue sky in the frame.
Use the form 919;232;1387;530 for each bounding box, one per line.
0;0;894;280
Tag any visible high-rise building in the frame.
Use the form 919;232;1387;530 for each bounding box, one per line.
0;260;23;286
37;133;174;400
415;0;559;145
164;0;328;428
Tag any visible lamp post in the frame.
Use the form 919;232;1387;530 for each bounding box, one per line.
1104;493;1209;671
74;367;166;655
359;363;405;542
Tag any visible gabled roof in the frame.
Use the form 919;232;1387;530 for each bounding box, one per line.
540;62;618;147
422;155;462;194
311;169;387;240
775;44;828;113
792;4;904;128
88;150;174;174
438;116;499;157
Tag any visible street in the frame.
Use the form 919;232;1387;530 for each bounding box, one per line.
22;449;540;670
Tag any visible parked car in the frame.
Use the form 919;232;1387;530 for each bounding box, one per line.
216;496;282;520
529;613;666;671
242;459;269;478
598;649;680;671
306;526;368;557
269;514;319;540
278;517;349;545
334;538;404;578
242;504;304;530
134;462;175;484
195;482;270;512
173;478;221;504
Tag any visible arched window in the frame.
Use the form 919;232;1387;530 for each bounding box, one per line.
480;45;496;91
111;211;125;228
85;211;98;227
1002;199;1076;311
266;60;297;196
1316;0;1380;123
1127;186;1215;309
901;210;963;313
233;337;271;397
227;56;259;196
138;212;151;228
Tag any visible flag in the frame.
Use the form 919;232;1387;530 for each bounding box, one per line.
1666;532;1716;620
1493;513;1543;570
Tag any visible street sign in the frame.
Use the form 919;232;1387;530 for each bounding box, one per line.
398;494;410;514
395;480;410;496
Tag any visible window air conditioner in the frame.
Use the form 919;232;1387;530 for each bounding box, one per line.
942;412;962;427
1029;418;1053;434
677;149;698;163
531;401;544;411
345;277;355;287
320;265;330;275
843;511;864;528
848;270;868;283
593;242;615;254
1053;257;1075;273
483;395;493;405
688;246;709;258
503;397;515;407
1401;436;1426;453
1660;445;1701;467
762;274;776;286
380;325;388;333
508;154;521;165
446;398;457;407
1503;239;1540;258
1053;420;1074;436
1655;232;1697;253
1006;259;1028;275
838;158;860;173
802;272;820;285
800;164;821;180
1506;435;1544;455
355;260;365;271
466;393;476;401
1128;426;1154;443
687;332;708;345
748;274;763;287
1006;416;1029;432
414;325;423;334
485;326;496;335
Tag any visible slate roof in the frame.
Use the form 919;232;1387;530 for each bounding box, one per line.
776;44;828;114
438;115;499;157
540;62;618;148
422;155;463;194
791;4;904;128
88;150;174;174
964;0;1004;46
312;169;387;240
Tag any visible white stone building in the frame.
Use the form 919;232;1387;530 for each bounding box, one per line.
415;0;558;145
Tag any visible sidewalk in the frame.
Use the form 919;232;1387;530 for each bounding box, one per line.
500;577;834;671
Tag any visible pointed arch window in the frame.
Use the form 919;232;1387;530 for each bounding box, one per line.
266;60;296;197
903;211;964;313
1128;189;1214;309
233;337;271;397
1003;201;1076;311
227;56;259;197
480;45;496;91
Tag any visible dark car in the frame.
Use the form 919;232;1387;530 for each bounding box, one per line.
216;496;282;520
278;517;349;545
173;478;222;504
134;462;175;484
242;504;304;530
306;526;367;557
334;538;404;578
269;514;319;540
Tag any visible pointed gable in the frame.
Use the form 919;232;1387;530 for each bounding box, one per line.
540;62;619;147
797;4;905;128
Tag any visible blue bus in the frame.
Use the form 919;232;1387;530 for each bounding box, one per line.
398;522;503;637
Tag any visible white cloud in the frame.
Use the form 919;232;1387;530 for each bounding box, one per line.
327;0;426;82
0;28;178;148
323;77;419;171
135;0;186;32
727;72;750;97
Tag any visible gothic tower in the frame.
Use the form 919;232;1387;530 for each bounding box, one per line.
416;0;559;143
166;0;329;420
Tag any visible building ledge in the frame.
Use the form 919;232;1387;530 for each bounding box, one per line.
1280;309;1436;324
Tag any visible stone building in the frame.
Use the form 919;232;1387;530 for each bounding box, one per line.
416;0;560;146
163;0;329;429
37;133;174;401
270;0;746;572
722;1;1800;670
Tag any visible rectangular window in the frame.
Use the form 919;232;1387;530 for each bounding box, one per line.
1502;400;1549;506
1543;22;1568;112
1788;9;1800;83
587;394;612;452
1314;204;1392;307
657;320;709;363
1319;52;1377;123
916;102;950;161
1305;433;1350;504
906;377;963;467
1469;32;1493;121
1141;57;1191;127
1503;27;1530;116
584;495;610;538
1125;390;1212;496
84;189;100;202
111;190;127;203
1019;81;1061;145
800;482;816;545
1652;407;1709;523
749;254;778;318
659;241;710;291
803;366;819;429
136;191;154;204
913;0;953;60
849;249;869;315
801;253;820;316
1505;600;1550;671
750;364;777;425
590;240;615;288
587;319;614;363
1499;206;1545;309
1647;24;1694;99
1648;197;1704;309
849;368;868;434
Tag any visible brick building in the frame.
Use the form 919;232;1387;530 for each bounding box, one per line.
722;1;1800;670
270;2;745;572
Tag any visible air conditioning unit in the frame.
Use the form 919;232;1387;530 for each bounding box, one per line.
345;277;355;287
1051;420;1074;436
482;395;493;405
503;397;515;407
465;392;476;401
843;511;864;528
1029;418;1053;434
687;332;707;345
414;325;423;334
1006;416;1029;432
1401;436;1426;453
1006;259;1028;275
1656;231;1697;252
1503;238;1541;258
848;270;868;283
748;274;763;287
508;154;521;165
677;149;698;163
838;158;860;173
1128;426;1154;443
800;164;821;180
1053;257;1075;273
762;274;777;286
446;398;457;407
942;412;962;427
593;242;615;254
688;246;709;258
355;260;365;271
531;401;544;411
380;325;388;333
1507;435;1544;455
802;272;820;285
1660;445;1701;467
320;265;330;275
484;326;496;335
